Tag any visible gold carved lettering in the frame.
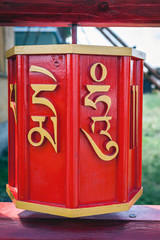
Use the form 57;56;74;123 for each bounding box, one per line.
81;63;119;161
29;65;57;82
31;84;57;116
10;84;17;123
28;66;58;152
28;116;57;152
90;63;107;82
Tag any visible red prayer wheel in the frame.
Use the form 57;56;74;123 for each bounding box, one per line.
6;44;145;217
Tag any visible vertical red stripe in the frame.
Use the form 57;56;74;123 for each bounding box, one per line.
116;57;130;203
17;55;30;201
66;54;79;208
135;60;143;188
8;58;15;187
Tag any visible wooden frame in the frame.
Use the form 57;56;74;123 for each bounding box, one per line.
0;1;160;27
0;1;160;238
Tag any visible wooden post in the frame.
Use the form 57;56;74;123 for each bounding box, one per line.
71;24;77;44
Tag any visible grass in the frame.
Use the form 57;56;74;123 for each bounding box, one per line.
0;93;160;204
137;92;160;204
0;149;11;202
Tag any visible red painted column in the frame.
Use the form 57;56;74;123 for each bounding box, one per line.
72;24;77;44
17;55;30;201
135;60;143;189
116;57;130;203
8;58;16;188
66;54;79;208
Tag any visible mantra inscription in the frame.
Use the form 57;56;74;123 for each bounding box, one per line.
28;65;58;152
81;63;119;161
27;62;119;160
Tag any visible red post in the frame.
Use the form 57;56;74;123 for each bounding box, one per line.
72;24;77;44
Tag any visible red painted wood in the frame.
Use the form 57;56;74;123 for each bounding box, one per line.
0;1;160;26
79;55;118;205
135;60;143;189
28;54;67;205
0;203;160;240
116;57;130;203
66;54;79;208
1;203;160;220
17;55;30;201
8;58;16;188
71;25;77;44
7;51;144;213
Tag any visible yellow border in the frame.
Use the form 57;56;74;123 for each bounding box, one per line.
6;185;143;218
6;44;145;60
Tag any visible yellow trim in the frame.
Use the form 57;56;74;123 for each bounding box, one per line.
6;185;143;218
136;86;139;146
6;185;16;204
6;44;146;60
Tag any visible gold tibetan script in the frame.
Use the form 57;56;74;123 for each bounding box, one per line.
81;63;119;161
10;84;17;123
28;65;58;152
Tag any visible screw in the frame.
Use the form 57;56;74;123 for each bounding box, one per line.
129;214;136;218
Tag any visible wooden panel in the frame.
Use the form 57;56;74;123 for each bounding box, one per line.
0;1;160;27
79;55;118;205
0;203;160;240
28;54;67;205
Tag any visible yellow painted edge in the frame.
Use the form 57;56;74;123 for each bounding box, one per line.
6;185;16;205
6;44;146;60
6;185;143;218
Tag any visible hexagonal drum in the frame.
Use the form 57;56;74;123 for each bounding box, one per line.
6;44;145;217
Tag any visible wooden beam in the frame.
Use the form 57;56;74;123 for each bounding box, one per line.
144;72;160;90
0;203;160;240
0;1;159;27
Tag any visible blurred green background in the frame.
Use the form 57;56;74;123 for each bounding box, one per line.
0;148;10;201
0;93;160;204
137;92;160;204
